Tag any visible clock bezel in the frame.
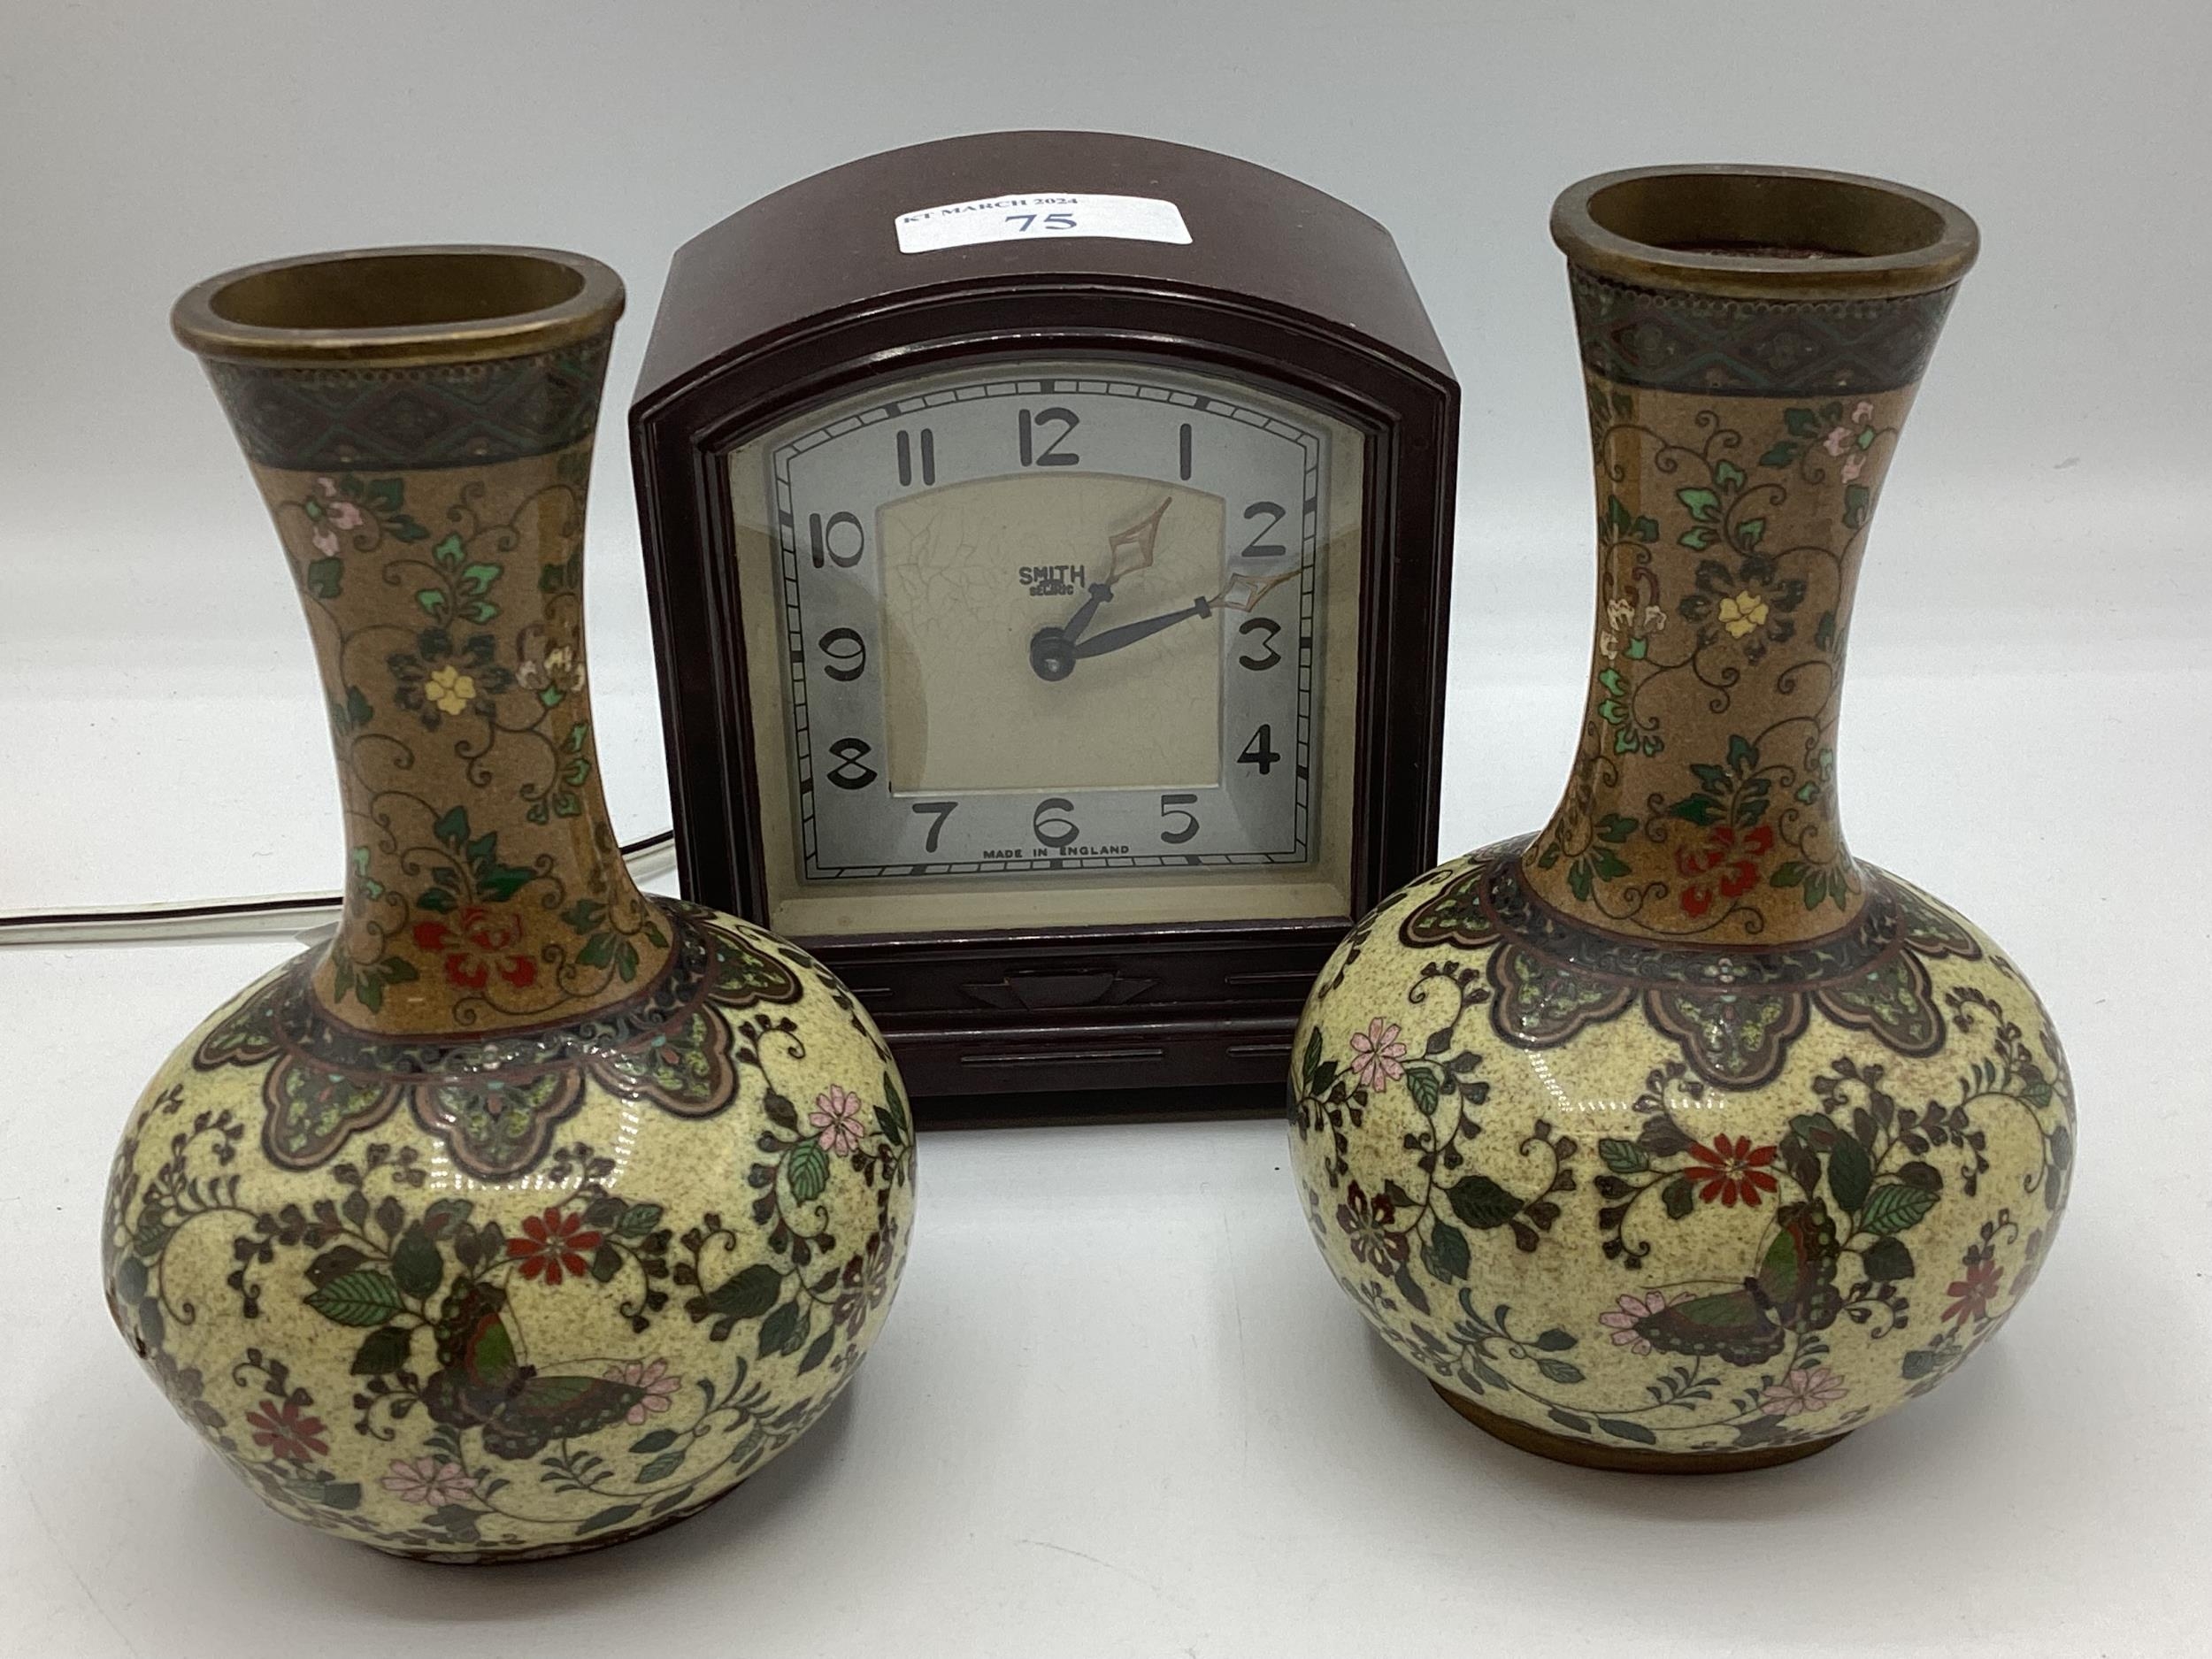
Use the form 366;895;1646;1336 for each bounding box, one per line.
630;133;1457;1118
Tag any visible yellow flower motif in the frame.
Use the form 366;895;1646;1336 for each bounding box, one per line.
1717;591;1770;639
426;664;477;715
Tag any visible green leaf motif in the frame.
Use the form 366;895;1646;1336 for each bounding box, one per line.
349;1325;413;1376
787;1139;831;1203
1661;1175;1697;1220
1843;483;1871;528
1598;1138;1648;1174
575;1503;641;1536
1403;1064;1442;1118
391;1224;443;1299
305;1270;405;1328
1677;486;1722;523
431;533;465;571
1595;814;1638;844
1533;1327;1578;1352
1536;1357;1585;1385
1595;1417;1660;1445
1678;525;1717;550
590;1242;622;1283
305;558;344;598
1447;1174;1524;1231
1302;1027;1324;1090
757;1298;808;1358
1861;1235;1916;1282
1785;407;1822;438
616;1203;663;1238
1759;440;1801;467
1828;1134;1874;1214
702;1263;781;1320
1770;861;1807;888
1860;1182;1939;1235
1712;460;1746;495
637;1450;687;1484
1421;1221;1471;1283
631;1429;678;1454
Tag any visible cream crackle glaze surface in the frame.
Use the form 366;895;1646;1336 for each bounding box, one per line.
1288;172;2074;1470
107;250;915;1558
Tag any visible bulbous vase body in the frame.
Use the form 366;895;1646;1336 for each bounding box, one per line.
104;249;915;1557
1290;170;2074;1471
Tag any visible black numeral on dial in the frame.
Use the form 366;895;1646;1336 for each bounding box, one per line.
809;511;866;568
1237;617;1282;670
1158;793;1200;844
1018;407;1080;467
1238;724;1281;775
826;738;878;790
818;626;867;681
1240;502;1288;558
895;428;936;488
910;799;956;850
1033;797;1079;849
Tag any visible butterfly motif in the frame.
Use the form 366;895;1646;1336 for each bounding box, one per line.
1631;1200;1844;1368
418;1279;646;1460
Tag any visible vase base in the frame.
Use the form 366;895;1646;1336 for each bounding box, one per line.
1428;1383;1849;1474
373;1479;745;1565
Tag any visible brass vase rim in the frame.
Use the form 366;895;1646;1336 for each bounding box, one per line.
172;243;625;367
1551;165;1978;302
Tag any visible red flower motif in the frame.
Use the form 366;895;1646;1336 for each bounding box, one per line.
244;1396;329;1462
411;904;537;991
1686;1133;1780;1208
1676;824;1776;918
1943;1256;2004;1325
504;1206;603;1286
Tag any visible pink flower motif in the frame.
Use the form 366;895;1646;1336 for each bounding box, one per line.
1823;426;1855;457
1839;454;1864;483
809;1085;866;1156
1597;1289;1670;1355
603;1357;680;1425
1851;400;1875;424
1347;1017;1409;1092
326;499;364;530
311;525;340;557
1761;1365;1849;1417
379;1455;478;1506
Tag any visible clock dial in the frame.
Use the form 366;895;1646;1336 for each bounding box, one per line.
721;356;1367;939
741;364;1339;887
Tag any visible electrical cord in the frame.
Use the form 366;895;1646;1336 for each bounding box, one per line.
0;830;677;948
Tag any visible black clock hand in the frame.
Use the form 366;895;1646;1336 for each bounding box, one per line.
1029;495;1175;680
1056;580;1117;646
1071;595;1212;659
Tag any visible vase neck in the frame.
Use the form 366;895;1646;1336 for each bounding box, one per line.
1523;270;1955;947
207;338;671;1033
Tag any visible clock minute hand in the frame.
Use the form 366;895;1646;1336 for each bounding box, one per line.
1070;595;1213;660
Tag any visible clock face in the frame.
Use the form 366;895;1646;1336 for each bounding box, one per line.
724;357;1365;938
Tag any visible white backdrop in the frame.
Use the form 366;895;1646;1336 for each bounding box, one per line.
2;4;2208;1656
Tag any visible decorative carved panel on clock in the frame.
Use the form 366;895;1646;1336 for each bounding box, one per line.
632;131;1457;1119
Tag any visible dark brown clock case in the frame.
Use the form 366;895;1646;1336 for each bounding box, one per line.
629;129;1457;1125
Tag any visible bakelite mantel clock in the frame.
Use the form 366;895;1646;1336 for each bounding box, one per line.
631;130;1457;1120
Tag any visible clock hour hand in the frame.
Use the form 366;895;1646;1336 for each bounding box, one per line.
1029;495;1174;680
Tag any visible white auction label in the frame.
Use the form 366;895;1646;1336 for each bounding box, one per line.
894;192;1191;255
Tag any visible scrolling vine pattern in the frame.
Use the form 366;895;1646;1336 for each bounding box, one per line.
266;455;668;1030
1526;387;1909;944
104;1049;915;1556
1290;926;2073;1456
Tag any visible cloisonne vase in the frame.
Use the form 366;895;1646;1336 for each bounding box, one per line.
1291;168;2075;1471
104;248;915;1558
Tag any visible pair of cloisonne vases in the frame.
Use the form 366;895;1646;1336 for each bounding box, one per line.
106;165;2073;1562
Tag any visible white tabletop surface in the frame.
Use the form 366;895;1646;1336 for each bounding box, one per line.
5;486;2208;1656
4;4;2210;1651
